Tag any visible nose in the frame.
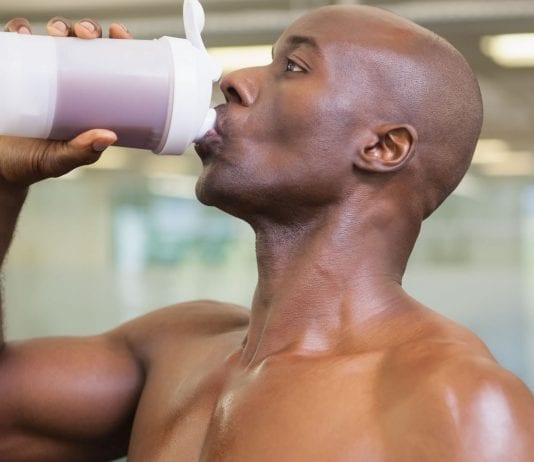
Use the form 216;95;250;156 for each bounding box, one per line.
220;67;261;107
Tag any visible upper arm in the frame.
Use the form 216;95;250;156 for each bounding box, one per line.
0;300;249;461
451;362;534;462
383;354;534;462
114;300;250;365
0;332;144;461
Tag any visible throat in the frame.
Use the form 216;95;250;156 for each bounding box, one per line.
240;209;417;367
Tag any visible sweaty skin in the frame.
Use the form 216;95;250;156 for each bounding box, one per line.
0;6;533;462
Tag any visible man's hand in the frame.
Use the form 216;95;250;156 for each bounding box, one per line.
0;17;132;188
0;131;117;188
3;16;132;40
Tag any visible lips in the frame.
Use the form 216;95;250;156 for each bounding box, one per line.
200;105;227;139
195;105;227;159
205;128;219;138
213;104;228;137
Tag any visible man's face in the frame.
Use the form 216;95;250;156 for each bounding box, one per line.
195;9;372;221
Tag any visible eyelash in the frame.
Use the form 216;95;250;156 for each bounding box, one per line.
285;58;305;73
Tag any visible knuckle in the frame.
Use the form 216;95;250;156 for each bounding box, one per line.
31;141;67;179
47;143;99;177
0;138;72;186
49;143;77;177
30;142;52;179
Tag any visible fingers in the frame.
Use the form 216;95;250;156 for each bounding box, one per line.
5;17;131;40
4;18;32;34
48;18;125;39
35;129;117;182
0;130;117;187
70;129;117;154
54;129;117;174
47;17;102;39
46;16;73;37
109;22;133;39
46;16;102;39
73;19;103;39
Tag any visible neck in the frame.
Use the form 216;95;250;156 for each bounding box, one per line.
240;197;422;367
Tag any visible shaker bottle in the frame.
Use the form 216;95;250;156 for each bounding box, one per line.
0;0;222;155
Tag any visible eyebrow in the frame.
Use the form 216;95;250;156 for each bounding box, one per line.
272;35;321;59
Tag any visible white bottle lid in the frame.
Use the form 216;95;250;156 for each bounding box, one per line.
0;32;57;139
183;0;222;81
154;0;222;155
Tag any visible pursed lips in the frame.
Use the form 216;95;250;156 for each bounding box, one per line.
194;105;228;159
202;104;228;139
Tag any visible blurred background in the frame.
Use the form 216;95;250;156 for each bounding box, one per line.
1;0;533;396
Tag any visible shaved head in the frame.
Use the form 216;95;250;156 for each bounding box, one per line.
199;5;483;224
288;5;484;218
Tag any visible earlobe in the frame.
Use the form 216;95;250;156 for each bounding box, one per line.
354;125;417;173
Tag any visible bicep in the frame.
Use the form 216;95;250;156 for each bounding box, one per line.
0;334;144;461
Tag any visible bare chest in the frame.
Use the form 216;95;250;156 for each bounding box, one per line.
127;347;385;462
200;356;386;462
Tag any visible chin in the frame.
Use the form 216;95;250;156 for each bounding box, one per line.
195;172;220;207
197;167;292;227
195;167;250;219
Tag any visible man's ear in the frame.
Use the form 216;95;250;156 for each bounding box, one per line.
354;125;417;173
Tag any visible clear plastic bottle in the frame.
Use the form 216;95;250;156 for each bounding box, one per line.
0;0;221;155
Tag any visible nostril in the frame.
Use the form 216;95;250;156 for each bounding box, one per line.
225;86;242;104
220;69;257;106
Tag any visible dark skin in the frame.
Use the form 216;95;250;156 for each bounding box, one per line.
1;6;533;461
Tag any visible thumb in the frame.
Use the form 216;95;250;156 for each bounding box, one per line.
48;129;118;178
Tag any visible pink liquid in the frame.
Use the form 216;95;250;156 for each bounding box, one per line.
49;38;172;150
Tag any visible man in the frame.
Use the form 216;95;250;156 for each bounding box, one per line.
0;5;533;461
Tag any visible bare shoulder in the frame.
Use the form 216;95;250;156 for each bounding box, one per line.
111;300;249;359
378;332;534;461
116;299;249;336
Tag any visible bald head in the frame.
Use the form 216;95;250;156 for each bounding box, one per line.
286;5;483;218
203;5;482;226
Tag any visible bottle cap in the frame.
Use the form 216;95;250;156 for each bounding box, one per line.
183;0;222;81
154;0;221;155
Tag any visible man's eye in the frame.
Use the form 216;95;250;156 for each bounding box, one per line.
286;59;305;73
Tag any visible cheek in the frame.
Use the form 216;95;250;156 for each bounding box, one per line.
267;84;359;155
201;77;361;201
234;133;353;206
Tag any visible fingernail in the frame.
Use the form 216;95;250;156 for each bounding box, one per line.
52;20;67;33
92;142;111;152
18;26;31;34
80;20;96;32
